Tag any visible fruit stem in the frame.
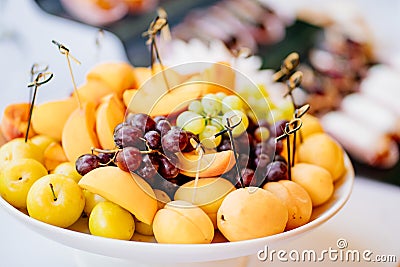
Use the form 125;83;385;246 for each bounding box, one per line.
49;183;57;201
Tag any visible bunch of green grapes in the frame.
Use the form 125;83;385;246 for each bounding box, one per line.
176;93;249;149
235;84;294;125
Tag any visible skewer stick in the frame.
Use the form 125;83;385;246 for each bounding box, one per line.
52;40;82;109
25;72;53;143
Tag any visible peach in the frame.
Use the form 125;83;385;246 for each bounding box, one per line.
62;102;100;162
177;150;236;178
174;177;235;228
291;163;334;207
96;94;125;149
1;103;36;141
31;98;78;141
153;200;214;244
72;80;113;107
217;187;288;241
298;133;345;181
43;142;68;172
86;62;136;98
263;180;312;230
78;166;158;225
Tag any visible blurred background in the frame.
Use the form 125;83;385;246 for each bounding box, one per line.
1;0;399;186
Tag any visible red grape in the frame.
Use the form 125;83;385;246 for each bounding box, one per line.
161;129;188;153
75;154;100;175
115;147;142;172
113;125;144;148
127;113;156;132
136;154;159;179
158;155;179;180
144;130;161;150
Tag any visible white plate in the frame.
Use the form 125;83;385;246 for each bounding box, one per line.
0;176;398;267
0;154;354;267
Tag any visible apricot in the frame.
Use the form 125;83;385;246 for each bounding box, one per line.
86;62;136;98
298;133;345;181
217;187;288;241
300;114;324;139
96;94;125;149
43;142;68;171
72;80;113;106
177;150;236;178
62;102;100;162
263;180;312;230
153;200;214;244
78;166;158;225
31;98;78;141
128;79;202;117
122;89;137;108
1;103;36;141
174;177;235;228
291;163;334;207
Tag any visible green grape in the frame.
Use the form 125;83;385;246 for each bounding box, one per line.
215;92;227;100
201;94;222;116
188;100;203;114
222;109;249;137
222;95;243;113
209;117;224;131
199;125;222;149
176;111;205;135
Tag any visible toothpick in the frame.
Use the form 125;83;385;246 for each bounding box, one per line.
29;63;48;103
224;116;244;188
273;52;300;82
191;141;204;204
52;40;82;109
275;118;302;179
25;72;53;143
143;12;170;90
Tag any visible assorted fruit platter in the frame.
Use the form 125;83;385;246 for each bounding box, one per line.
0;44;351;245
